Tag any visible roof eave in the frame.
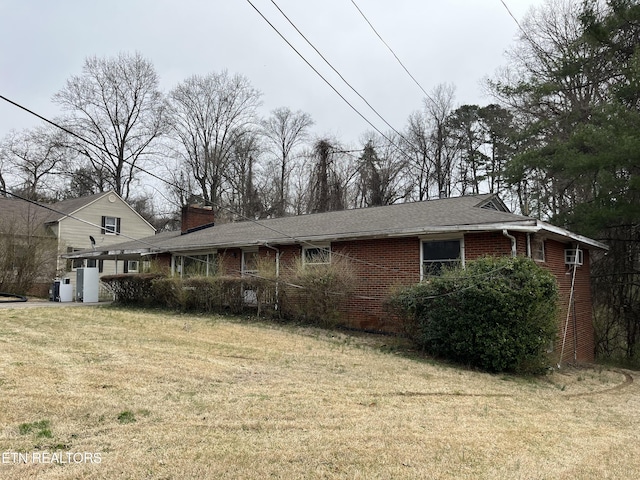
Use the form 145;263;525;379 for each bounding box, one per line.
537;222;609;251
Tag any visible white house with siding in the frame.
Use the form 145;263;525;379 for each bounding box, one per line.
0;191;155;298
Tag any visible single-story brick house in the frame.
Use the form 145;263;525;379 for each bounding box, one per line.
66;194;608;362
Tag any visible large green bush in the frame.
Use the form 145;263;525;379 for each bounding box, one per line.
389;256;559;374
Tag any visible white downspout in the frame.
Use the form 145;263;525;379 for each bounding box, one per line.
502;229;517;257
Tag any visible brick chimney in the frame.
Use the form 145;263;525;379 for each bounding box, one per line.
181;205;215;234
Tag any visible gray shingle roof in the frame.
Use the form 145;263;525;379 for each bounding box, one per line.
170;193;532;249
81;194;562;258
0;192;111;233
0;197;58;233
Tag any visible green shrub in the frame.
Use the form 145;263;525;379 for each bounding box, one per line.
388;256;558;374
117;410;136;424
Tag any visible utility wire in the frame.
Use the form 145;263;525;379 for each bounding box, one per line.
0;96;507;293
349;0;435;105
499;0;526;34
245;0;430;175
0;186;462;303
245;0;390;143
0;94;419;279
498;0;556;68
268;0;408;142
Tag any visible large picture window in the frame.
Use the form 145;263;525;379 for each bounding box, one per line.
422;239;462;276
175;253;216;278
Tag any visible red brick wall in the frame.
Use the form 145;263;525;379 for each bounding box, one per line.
217;248;243;275
181;206;215;234
333;237;421;331
543;240;595;363
153;253;172;271
465;231;528;259
169;232;595;362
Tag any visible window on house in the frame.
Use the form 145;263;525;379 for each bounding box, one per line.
86;259;97;268
303;246;331;265
126;260;139;273
182;254;216;277
422;239;462;276
242;250;259;276
532;237;545;262
101;216;121;235
66;247;84;270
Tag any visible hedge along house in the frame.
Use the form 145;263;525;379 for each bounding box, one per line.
67;194;608;363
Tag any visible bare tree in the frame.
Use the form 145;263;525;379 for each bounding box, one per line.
424;83;460;199
167;71;262;210
0;137;13;197
448;105;486;195
403;83;460;200
224;130;264;220
0;205;57;295
0;126;68;200
355;132;411;207
404;110;432;201
260;107;314;217
53;52;168;200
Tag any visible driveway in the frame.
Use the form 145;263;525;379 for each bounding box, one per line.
0;299;107;309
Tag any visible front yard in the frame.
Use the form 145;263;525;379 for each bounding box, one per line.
0;306;638;479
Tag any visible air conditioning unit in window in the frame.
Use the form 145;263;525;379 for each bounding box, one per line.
564;248;583;266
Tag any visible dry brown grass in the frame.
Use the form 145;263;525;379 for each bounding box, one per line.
0;306;638;479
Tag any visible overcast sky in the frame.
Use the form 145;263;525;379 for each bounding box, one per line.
0;0;545;146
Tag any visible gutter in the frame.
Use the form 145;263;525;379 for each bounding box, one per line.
502;229;517;257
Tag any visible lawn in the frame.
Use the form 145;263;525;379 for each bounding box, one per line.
0;306;638;479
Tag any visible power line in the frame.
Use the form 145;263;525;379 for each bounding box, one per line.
349;0;435;105
245;0;391;142
498;0;556;67
244;0;430;185
268;0;407;141
499;0;526;34
0;94;420;279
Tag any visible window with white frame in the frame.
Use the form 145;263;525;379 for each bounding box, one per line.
101;216;120;235
422;238;462;277
67;247;84;270
125;260;139;273
303;245;331;265
532;237;545;262
242;250;259;276
175;253;216;278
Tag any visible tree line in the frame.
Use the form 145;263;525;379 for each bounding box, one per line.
1;0;638;361
0;64;520;225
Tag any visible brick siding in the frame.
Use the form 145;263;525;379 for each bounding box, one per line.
161;231;596;362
